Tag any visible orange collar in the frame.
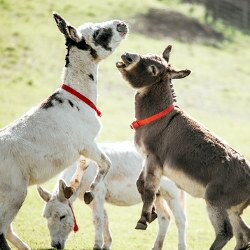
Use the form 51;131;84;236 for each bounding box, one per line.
130;104;175;129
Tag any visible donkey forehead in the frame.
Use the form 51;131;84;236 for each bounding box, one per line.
143;54;164;63
78;20;121;34
44;199;70;218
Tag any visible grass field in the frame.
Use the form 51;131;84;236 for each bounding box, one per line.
1;0;250;249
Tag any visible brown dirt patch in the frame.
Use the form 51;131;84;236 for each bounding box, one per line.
130;8;224;44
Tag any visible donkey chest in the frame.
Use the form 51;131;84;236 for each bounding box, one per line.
163;164;205;198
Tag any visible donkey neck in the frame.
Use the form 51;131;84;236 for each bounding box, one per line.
61;52;98;104
135;80;174;120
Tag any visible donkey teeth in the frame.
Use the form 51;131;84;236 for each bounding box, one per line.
116;61;126;68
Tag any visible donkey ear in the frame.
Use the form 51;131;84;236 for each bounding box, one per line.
37;186;52;202
58;179;73;201
67;25;82;43
58;179;67;202
170;69;191;79
53;12;82;42
162;45;172;63
53;12;69;36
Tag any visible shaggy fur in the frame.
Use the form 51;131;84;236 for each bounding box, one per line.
38;142;187;250
0;13;128;250
116;46;250;250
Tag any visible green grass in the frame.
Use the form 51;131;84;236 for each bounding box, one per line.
1;0;250;249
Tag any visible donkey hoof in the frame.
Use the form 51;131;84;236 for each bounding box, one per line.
135;221;147;230
84;191;94;204
149;211;158;223
64;186;74;199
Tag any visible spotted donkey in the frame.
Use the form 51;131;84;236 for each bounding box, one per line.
38;142;186;250
0;13;128;250
116;45;250;250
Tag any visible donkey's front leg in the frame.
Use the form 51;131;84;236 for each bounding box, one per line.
102;209;112;250
136;167;158;224
81;143;111;204
69;157;90;193
136;168;145;202
136;155;162;230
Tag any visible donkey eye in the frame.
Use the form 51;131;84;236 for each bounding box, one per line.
60;215;66;220
149;65;158;76
93;29;101;38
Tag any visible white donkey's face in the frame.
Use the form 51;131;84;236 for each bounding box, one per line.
37;180;74;250
53;12;128;63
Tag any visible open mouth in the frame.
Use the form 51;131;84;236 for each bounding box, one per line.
116;53;133;69
117;23;128;37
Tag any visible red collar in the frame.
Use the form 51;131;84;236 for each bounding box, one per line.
61;84;102;117
68;202;79;233
130;104;175;129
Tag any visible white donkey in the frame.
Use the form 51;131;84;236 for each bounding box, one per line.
0;13;128;250
38;142;187;250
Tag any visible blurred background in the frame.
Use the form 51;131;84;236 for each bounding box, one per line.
0;0;249;249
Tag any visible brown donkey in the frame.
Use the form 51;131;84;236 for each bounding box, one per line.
116;46;250;250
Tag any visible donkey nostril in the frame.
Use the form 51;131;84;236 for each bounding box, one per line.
51;242;62;249
56;243;62;249
127;56;133;63
117;23;127;33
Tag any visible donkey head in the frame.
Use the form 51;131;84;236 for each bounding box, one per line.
37;179;74;249
53;12;128;63
116;45;191;89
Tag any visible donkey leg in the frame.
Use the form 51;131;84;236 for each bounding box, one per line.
81;143;111;204
90;190;106;250
0;177;27;250
102;209;112;250
227;207;250;250
136;155;162;230
69;157;90;192
6;224;31;250
0;233;10;250
136;169;145;202
151;196;170;250
167;196;187;250
206;203;233;250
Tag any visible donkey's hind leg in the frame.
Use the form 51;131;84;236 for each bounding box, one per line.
0;174;27;250
0;234;10;250
81;143;111;204
206;203;233;250
227;207;250;250
135;155;162;230
6;224;31;250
